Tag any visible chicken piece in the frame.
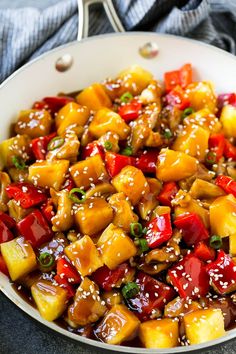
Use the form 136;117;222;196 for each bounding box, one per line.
50;189;73;232
138;178;162;220
164;296;201;318
189;178;225;199
139;80;163;105
151;205;171;219
56;102;89;135
102;290;122;309
8;167;28;183
85;183;116;199
46;133;80;163
15;109;52;138
7;199;33;222
76;83;112;111
98;132;120;153
0;172;11;212
130;124;150;154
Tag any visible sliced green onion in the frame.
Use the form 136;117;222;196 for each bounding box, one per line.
210;235;223;249
47;136;65;151
122;282;139;299
182;107;195;119
130;222;143;237
69;188;86;204
12;156;26;170
163;129;172;139
120;92;133;103
142;227;147;235
205;151;217;165
38;252;55;268
104;141;113;151
121;146;133;156
134;238;149;253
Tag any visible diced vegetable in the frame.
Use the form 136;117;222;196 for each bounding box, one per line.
0;211;16;229
139;318;179;348
15;109;52;138
217;93;236;110
157;182;178;207
31;132;56;160
6;182;47;209
118;101;142;122
135;149;159;174
92;263;133;291
105;152;135;178
28;160;69;190
0;254;9;276
145;213;172;248
186;81;216;112
215;175;236;197
35;96;74;114
118;65;153;95
0;237;37;281
0;220;13;244
0;135;31;168
208;133;225;161
220;104;236;137
56;257;81;284
95;304;140;344
165;86;190;110
193;241;216;262
81;141;104;160
224;139;236;160
97;223;137;270
31;280;68;321
189;178;225;199
55;102;89;135
183;108;221;133
76;83;112;111
164;63;192;92
183;309;225;344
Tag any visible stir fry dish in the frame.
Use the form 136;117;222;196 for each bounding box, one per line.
1;63;236;349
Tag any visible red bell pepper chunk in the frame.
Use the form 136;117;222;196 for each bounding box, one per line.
164;63;192;92
17;210;53;248
145;213;172;248
6;182;47;209
40;199;55;224
0;255;9;276
216;175;236;197
81;141;105;160
56;257;81;284
105;152;135;177
165;86;190;110
157;182;178;207
224;140;236;160
194;241;216;262
206;250;236;294
217;93;236;111
126;272;175;321
168;254;210;299
179;63;192;89
43;96;74;114
31;132;57;160
174;213;209;246
118;101;142;122
0;220;14;244
0;211;16;229
54;274;75;299
135;150;158;174
208;134;225;161
61;177;75;192
91;263;131;291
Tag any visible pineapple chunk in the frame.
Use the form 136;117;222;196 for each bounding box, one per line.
109;192;138;232
95;304;140;344
186;81;216;113
65;235;103;276
56;102;89;134
97;223;137;269
76;83;112;111
156;149;198;182
15;109;52;138
220;104;236;138
229;234;236;256
0;134;31;168
164;297;201;318
183;308;225;345
172;124;209;161
68;277;107;327
139;318;179;349
118;65;153;95
138;178;162;220
46;133;80;163
74;197;113;235
28;160;69;191
189;178;225;199
102;290;122;308
210;194;236;237
112;166;149;205
31;280;67;321
1;237;37;281
183;108;221;133
151;205;171;219
89;108;130;139
70;154;108;190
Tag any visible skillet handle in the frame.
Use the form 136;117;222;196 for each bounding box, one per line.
77;0;125;41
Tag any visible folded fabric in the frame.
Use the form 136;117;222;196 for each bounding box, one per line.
0;0;235;83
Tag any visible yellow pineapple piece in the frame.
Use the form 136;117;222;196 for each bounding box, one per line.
31;280;67;321
67;277;107;327
210;194;236;237
97;223;137;269
189;178;225;199
70;154;108;190
56;102;89;135
74;197;113;236
109;192;138;232
102;290;122;309
112;166;149;205
0;134;31;168
183;108;221;133
220;104;236;138
183;308;225;345
164;297;201;318
151;205;171;219
139;318;179;348
65;235;103;276
76;83;112;111
118;65;153;95
229;234;236;256
89;108;130;139
186;81;216;113
95;304;140;344
1;237;37;281
156;149;198;182
28;160;69;190
15;109;52;138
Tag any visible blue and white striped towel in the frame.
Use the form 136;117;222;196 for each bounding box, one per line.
0;0;236;83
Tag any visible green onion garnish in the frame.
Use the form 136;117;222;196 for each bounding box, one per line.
205;151;217;165
120;92;133;103
104;141;113;151
182;107;195;119
163;129;172;139
121;146;133;156
47;136;65;151
69;188;86;203
134;238;149;253
210;235;223;250
12;156;26;170
130;222;143;237
38;252;55;268
122;282;139;299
